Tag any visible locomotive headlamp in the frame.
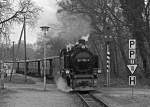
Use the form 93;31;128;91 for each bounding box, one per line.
98;69;102;74
81;45;86;49
93;68;102;74
66;70;70;74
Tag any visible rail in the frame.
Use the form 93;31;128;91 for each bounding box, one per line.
76;92;109;107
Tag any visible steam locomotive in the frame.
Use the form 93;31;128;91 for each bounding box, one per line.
6;39;100;91
60;39;101;91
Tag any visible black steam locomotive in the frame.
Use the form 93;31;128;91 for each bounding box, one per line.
60;39;101;91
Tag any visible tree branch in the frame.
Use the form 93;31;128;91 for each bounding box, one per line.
0;12;18;24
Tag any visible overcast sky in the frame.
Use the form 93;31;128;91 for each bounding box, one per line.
10;0;58;44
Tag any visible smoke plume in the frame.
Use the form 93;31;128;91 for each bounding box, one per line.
57;12;92;43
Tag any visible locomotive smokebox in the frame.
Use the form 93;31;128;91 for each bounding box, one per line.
78;39;86;45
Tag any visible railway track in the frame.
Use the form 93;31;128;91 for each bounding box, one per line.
76;92;109;107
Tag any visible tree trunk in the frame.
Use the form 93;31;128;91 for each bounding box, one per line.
134;31;150;77
111;41;119;78
116;37;130;76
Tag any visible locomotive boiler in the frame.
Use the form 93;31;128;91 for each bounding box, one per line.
60;39;101;91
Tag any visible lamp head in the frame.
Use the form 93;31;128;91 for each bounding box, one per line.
40;26;50;32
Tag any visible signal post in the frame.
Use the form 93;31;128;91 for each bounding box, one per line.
105;37;111;87
104;25;113;87
127;39;137;97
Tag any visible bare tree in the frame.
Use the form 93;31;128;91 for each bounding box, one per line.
120;0;150;78
0;0;41;25
0;0;41;60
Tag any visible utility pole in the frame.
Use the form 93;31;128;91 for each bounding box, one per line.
0;44;5;89
0;25;3;89
24;15;27;82
40;26;49;91
0;61;4;89
10;41;15;81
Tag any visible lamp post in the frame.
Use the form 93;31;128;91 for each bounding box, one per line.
40;26;49;91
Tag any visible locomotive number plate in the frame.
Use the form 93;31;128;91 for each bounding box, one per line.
77;59;90;62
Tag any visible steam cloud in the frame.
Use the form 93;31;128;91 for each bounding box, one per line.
56;76;72;92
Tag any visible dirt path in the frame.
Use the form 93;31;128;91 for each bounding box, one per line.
0;74;78;107
1;74;150;107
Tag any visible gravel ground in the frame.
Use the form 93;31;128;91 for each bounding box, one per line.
1;74;150;107
95;88;150;107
